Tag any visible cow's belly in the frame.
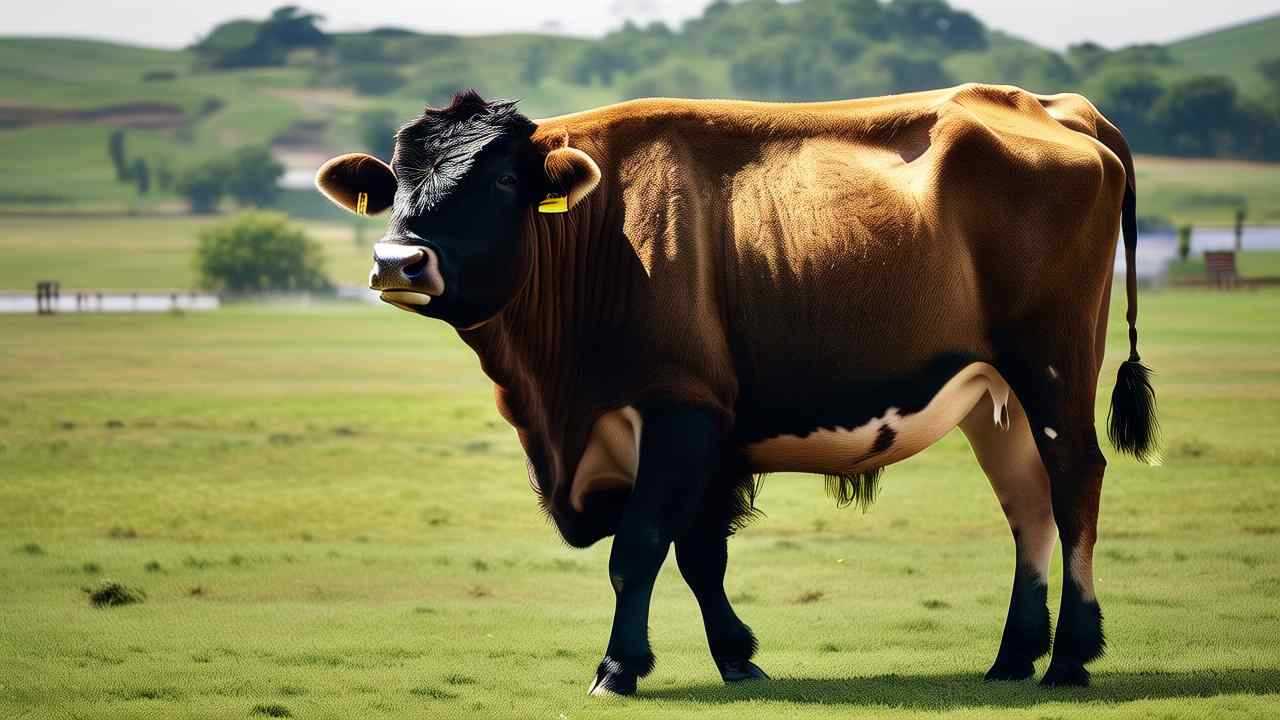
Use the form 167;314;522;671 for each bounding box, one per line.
745;362;1010;476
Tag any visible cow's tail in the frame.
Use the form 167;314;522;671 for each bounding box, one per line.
1107;174;1159;464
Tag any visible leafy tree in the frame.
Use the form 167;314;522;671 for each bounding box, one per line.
1095;69;1166;149
224;146;285;208
108;130;129;181
196;212;330;293
177;162;228;214
621;61;707;100
867;48;951;94
1067;41;1109;73
730;37;840;100
884;0;986;51
1259;57;1280;111
1152;75;1240;157
359;109;398;162
194;5;329;68
520;41;553;86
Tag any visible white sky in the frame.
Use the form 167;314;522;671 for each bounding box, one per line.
4;0;1279;50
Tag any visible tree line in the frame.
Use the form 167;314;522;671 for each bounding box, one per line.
188;1;1280;166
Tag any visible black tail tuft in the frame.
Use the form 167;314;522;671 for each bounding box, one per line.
1108;358;1158;463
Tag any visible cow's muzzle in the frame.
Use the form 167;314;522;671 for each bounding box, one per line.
370;242;445;310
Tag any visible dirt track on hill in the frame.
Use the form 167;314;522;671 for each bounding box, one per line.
0;102;185;130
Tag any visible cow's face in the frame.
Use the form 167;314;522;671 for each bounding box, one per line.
316;92;600;328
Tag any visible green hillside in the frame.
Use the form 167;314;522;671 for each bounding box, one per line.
1167;13;1280;97
0;3;1278;218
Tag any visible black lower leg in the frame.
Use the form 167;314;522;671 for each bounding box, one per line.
986;560;1051;681
675;529;766;682
1041;567;1105;687
589;406;721;697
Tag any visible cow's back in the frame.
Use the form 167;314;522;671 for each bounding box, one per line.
523;85;1128;492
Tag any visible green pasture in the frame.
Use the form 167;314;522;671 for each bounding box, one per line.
1;275;1278;718
0;216;377;290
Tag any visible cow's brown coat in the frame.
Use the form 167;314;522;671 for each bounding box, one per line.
451;84;1131;545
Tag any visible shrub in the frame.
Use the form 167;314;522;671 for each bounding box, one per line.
176;161;228;214
84;581;145;608
223;146;284;208
195;212;331;293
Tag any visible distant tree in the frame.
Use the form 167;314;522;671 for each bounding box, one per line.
177;162;228;214
884;0;987;51
1152;75;1240;156
1067;41;1109;73
131;158;150;195
989;46;1076;90
196;212;330;293
359;109;398;162
1105;44;1173;68
154;157;175;192
520;41;553;86
621;61;707;100
195;5;329;68
730;37;840;100
224;146;285;208
256;5;330;52
1096;69;1166;150
870;49;951;94
108;130;129;181
1260;58;1280;109
570;44;635;86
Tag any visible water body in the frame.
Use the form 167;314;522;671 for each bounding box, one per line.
1126;226;1280;281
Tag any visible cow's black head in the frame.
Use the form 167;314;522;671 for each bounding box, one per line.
316;91;601;328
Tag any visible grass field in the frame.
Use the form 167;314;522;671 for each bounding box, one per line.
1;281;1278;718
1135;155;1280;226
0;215;379;290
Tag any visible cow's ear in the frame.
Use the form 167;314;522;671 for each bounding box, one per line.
544;147;601;211
315;153;396;216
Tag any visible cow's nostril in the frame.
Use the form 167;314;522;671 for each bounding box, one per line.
402;254;428;278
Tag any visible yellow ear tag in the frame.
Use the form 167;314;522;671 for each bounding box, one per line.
355;191;369;216
538;194;568;214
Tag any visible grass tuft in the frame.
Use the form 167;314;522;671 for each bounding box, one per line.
17;542;44;555
409;686;458;700
84;581;145;608
250;703;292;717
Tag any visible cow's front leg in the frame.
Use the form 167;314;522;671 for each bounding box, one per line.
589;406;720;697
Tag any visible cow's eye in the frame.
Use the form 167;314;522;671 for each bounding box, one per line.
497;174;517;187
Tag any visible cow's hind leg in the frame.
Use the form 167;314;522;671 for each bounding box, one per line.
961;391;1055;681
675;495;767;683
1000;344;1108;688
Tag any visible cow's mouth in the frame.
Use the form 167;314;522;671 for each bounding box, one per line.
379;289;435;311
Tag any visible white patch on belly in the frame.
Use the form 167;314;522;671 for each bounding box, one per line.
570;406;642;512
1044;427;1058;439
746;362;1011;477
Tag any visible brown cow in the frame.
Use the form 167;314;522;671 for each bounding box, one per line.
316;84;1157;695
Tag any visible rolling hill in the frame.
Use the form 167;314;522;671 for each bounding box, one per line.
0;7;1276;221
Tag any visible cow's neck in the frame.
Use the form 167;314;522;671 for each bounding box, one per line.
457;192;633;505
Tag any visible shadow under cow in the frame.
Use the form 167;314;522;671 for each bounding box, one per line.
643;669;1280;708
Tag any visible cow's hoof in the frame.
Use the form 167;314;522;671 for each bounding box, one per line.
1040;660;1090;688
984;658;1035;682
588;659;637;697
718;659;770;683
